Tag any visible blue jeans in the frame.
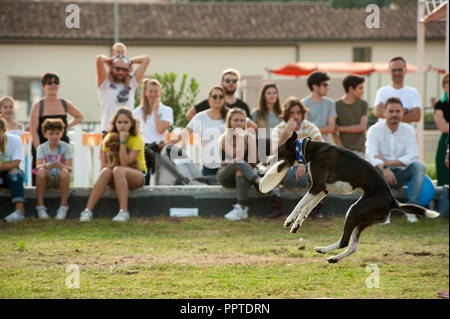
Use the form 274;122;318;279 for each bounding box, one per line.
0;169;25;204
202;166;219;176
390;162;425;205
281;165;310;188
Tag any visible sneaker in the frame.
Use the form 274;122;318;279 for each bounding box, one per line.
112;209;130;222
55;206;69;220
79;209;93;223
225;204;248;221
405;213;419;223
265;196;283;219
36;206;50;219
4;210;25;223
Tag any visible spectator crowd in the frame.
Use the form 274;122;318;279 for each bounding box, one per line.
0;44;448;223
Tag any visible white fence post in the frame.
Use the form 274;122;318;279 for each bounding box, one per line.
72;126;90;187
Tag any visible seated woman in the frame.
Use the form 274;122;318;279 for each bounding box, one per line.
0;96;24;137
218;108;260;221
79;107;147;222
170;85;228;176
133;78;173;184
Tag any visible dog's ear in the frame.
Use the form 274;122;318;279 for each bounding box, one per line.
286;132;297;145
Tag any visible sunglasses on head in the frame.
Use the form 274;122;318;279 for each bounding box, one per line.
211;94;224;100
224;78;237;84
113;66;129;72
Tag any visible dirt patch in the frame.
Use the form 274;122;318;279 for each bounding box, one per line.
405;251;433;257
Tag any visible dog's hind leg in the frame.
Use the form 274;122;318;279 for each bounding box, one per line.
326;225;363;263
314;196;364;255
290;190;327;233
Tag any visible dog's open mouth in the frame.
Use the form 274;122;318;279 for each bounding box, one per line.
259;160;289;193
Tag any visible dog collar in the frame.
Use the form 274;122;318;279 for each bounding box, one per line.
295;138;308;165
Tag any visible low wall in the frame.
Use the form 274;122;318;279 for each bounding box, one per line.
0;186;443;220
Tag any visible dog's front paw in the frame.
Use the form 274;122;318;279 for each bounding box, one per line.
284;219;293;228
290;224;300;234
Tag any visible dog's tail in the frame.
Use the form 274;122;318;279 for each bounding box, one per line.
392;200;440;218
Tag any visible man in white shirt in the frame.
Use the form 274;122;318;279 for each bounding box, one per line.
366;97;425;223
373;56;421;124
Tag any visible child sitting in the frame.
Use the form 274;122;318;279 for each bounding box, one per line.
1;118;26;223
35;118;73;220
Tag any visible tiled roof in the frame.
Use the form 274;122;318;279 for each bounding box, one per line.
0;1;445;42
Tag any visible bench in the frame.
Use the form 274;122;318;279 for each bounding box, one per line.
0;185;444;220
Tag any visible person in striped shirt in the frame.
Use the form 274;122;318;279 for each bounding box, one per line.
265;97;323;219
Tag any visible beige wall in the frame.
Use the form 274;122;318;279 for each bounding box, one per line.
0;40;446;127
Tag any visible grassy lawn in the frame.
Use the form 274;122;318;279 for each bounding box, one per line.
0;216;448;299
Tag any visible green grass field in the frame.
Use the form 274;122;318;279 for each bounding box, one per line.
0;216;448;299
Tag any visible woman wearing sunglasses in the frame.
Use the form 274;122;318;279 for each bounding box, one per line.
29;72;84;185
170;85;228;176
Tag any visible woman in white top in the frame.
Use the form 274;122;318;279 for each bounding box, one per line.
250;83;282;163
170;85;228;176
133;78;173;181
0;96;24;137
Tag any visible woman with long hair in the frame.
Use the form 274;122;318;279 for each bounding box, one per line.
133;78;173;183
217;108;259;220
250;83;282;163
0;96;24;137
79;107;147;222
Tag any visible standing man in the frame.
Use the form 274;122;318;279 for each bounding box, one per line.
96;51;149;163
332;75;368;156
186;68;252;120
366;97;425;224
301;72;337;143
373;56;421;124
96;53;150;136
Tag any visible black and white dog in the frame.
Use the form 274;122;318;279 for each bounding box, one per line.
262;132;439;263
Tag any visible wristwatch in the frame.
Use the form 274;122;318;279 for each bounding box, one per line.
381;165;388;171
120;140;127;145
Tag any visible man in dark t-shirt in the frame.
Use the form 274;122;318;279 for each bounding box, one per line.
186;68;251;120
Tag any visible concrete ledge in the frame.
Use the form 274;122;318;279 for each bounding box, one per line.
0;185;443;220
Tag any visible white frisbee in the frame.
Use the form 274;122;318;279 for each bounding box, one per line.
259;160;289;193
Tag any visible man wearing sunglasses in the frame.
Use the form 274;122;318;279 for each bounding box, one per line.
373;56;421;125
96;52;150;136
186;68;253;123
